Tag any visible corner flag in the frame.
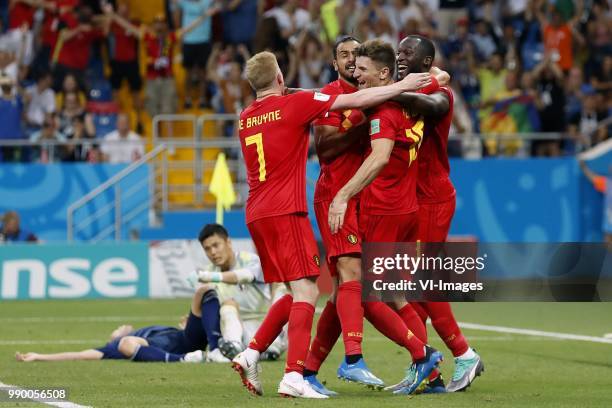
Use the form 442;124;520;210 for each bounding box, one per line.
209;152;236;224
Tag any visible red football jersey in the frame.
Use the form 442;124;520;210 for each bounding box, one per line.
240;91;338;224
143;31;177;79
361;101;423;215
110;22;139;62
417;87;456;204
313;79;367;203
8;3;35;29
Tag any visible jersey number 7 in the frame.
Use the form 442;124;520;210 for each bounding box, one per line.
245;133;266;181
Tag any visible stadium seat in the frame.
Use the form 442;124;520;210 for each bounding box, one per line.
88;79;114;102
92;113;118;138
87;101;120;138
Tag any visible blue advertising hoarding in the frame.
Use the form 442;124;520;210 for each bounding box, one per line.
0;163;150;241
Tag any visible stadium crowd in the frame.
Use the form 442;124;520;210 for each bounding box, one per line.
0;0;609;162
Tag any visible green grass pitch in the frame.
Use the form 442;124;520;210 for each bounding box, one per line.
1;300;611;407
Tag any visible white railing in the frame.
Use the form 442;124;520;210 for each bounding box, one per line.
66;144;168;241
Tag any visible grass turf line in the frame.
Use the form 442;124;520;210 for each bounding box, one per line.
1;300;611;407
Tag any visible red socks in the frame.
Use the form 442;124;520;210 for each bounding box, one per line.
249;294;292;352
363;301;425;361
423;302;469;357
285;302;315;373
304;301;341;372
410;301;429;324
398;303;428;343
337;281;364;356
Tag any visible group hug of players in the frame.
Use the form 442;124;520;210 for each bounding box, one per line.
232;34;485;399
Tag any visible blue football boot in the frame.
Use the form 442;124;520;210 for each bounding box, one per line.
337;357;385;389
304;374;338;396
393;346;443;395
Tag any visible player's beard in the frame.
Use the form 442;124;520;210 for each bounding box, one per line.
340;64;358;86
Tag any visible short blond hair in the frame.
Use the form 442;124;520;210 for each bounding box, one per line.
245;51;279;91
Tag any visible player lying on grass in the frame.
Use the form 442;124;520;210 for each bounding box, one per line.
304;35;451;396
231;50;432;399
15;283;225;363
189;223;287;361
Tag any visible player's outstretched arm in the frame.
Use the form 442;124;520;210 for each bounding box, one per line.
15;350;103;362
314;109;366;162
394;91;450;118
331;73;431;111
197;269;256;284
328;138;394;234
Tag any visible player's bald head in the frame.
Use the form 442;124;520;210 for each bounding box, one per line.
245;51;280;91
397;35;435;77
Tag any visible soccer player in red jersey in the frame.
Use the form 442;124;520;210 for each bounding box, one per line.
230;50;432;399
303;37;452;395
392;35;484;393
304;36;383;393
328;39;443;396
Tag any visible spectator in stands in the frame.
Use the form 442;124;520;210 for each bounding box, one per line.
0;211;38;243
565;66;587;120
222;0;259;47
0;42;19;86
536;0;584;72
532;54;566;156
519;1;546;72
173;0;220;109
500;22;519;71
87;143;103;163
56;73;87;111
383;0;425;40
437;0;467;38
7;0;36;31
0;19;33;73
105;6;212;119
263;0;310;43
295;30;327;89
467;50;506;132
100;113;144;164
356;5;394;44
568;85;608;150
0;74;24;162
103;2;143;132
24;71;55;134
51;5;105;90
29;115;66;163
591;54;611;94
57;91;95;138
480;70;534;156
63;115;95;162
30;0;79;76
470;18;499;61
207;44;253;116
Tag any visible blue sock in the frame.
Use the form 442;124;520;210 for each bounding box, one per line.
201;289;221;350
133;345;183;363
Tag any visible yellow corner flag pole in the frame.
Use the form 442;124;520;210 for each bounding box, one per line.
209;152;236;225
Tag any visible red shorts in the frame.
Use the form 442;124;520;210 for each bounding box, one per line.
418;198;456;242
314;199;361;276
247;214;321;283
360;212;419;242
